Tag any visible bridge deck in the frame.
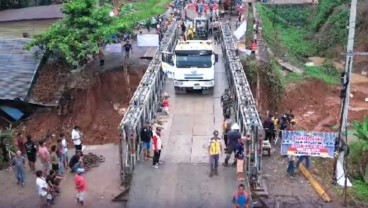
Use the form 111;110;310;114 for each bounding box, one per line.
127;45;242;207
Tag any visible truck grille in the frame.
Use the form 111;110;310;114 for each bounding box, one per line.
184;77;204;80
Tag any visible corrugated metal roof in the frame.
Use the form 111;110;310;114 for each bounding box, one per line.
0;4;64;22
0;39;44;101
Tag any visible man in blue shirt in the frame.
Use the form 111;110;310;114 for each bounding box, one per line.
224;123;241;166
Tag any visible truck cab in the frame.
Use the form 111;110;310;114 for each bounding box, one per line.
192;17;210;40
162;40;218;94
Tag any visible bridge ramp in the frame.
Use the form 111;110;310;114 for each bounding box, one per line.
127;45;239;207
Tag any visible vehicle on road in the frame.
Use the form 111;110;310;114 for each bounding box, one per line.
162;40;218;94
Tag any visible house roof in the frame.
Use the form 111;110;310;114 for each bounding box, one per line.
0;4;64;22
0;39;44;101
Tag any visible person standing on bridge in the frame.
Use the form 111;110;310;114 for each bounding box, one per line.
221;89;233;119
152;127;163;168
224;123;241;166
141;121;153;160
208;130;222;177
232;184;251;208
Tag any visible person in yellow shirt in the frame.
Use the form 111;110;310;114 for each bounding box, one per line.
187;26;195;40
208;130;222;177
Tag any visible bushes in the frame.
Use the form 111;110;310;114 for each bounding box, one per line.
348;118;368;205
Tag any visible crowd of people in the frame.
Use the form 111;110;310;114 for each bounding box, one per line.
11;126;88;207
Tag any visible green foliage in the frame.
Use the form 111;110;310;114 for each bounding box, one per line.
0;0;29;10
350;180;368;204
352;118;368;142
309;0;349;32
241;58;284;112
26;0;170;68
285;66;340;85
0;127;15;146
256;4;315;61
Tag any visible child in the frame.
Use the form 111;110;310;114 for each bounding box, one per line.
287;154;296;179
50;145;59;174
235;138;245;181
75;169;87;206
162;95;170;115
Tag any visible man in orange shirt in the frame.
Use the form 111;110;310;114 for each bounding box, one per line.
75;169;87;206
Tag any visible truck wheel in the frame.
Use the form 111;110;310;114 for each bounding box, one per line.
202;88;214;95
174;87;185;94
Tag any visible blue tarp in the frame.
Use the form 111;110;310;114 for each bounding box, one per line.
0;105;24;121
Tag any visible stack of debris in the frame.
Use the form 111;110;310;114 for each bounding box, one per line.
82;152;105;170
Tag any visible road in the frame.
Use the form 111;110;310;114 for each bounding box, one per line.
127;44;240;207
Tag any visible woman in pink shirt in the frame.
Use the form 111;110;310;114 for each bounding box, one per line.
38;141;51;176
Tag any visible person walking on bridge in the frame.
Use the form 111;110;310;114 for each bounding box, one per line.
152;127;163;169
208;130;222;177
224;123;241;166
122;41;133;59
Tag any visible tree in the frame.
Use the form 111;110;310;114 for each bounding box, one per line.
26;0;117;68
26;0;170;68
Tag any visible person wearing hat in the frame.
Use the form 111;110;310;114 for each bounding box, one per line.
224;123;241;166
75;168;87;206
152;127;164;168
208;130;223;177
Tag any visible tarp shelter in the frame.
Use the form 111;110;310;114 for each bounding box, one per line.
137;34;160;47
0;106;24;121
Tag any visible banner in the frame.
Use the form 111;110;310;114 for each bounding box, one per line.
137;34;159;47
281;130;338;158
233;21;247;40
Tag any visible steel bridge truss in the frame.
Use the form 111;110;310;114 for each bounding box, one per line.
220;22;266;195
118;22;179;181
118;13;266;205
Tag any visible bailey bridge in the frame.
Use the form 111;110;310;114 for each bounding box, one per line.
118;14;265;207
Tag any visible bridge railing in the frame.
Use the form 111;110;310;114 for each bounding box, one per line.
118;22;179;181
220;22;264;193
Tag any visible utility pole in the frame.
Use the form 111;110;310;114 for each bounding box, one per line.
339;0;356;207
337;0;368;206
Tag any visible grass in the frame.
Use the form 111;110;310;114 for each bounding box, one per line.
349;180;368;205
256;3;346;86
284;66;340;85
114;0;171;31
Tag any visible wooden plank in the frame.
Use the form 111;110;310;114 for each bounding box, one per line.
299;164;332;202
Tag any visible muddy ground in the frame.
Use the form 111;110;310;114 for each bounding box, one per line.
280;76;368;132
20;41;151;145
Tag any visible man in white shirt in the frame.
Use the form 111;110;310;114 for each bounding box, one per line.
72;126;83;154
36;170;50;208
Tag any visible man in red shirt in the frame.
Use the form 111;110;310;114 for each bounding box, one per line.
75;169;87;206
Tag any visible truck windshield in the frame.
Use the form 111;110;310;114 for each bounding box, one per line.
176;55;212;68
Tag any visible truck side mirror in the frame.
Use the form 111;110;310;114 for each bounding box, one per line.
215;54;219;63
162;52;174;66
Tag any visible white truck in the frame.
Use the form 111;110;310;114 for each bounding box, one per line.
162;40;218;94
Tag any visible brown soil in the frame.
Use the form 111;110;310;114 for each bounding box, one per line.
21;67;145;145
280;78;368;131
